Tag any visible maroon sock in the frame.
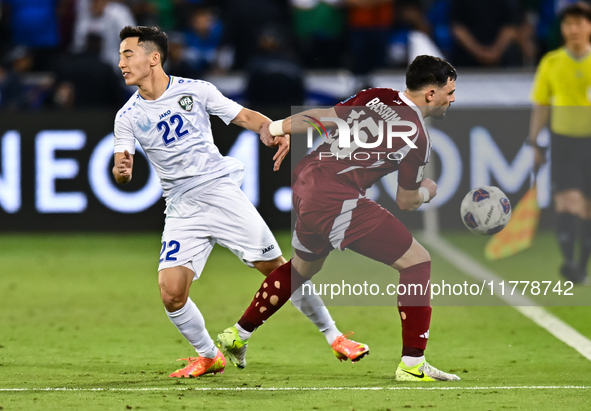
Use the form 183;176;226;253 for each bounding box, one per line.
397;261;432;357
238;259;309;332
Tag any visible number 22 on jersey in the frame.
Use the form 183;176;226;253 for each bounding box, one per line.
158;114;188;146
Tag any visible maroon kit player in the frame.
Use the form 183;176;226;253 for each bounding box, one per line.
217;55;460;381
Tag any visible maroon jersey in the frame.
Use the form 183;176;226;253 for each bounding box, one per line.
292;88;431;202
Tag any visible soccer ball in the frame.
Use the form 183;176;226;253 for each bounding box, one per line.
460;186;511;235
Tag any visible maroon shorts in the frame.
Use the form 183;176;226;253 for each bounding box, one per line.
292;192;413;266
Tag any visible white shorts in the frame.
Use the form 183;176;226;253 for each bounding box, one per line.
158;176;282;279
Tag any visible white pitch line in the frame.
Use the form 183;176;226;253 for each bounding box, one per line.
0;386;590;392
421;234;591;362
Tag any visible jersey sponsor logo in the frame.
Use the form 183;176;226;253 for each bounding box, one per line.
262;245;275;254
393;99;402;105
159;110;171;120
178;96;193;112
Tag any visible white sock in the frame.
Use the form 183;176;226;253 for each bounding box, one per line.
234;323;253;341
291;280;342;345
166;298;217;358
402;355;425;368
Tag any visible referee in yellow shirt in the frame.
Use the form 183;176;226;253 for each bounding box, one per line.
528;2;591;284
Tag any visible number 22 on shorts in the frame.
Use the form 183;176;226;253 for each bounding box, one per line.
160;240;180;262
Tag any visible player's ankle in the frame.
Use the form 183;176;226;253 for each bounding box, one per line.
402;355;425;368
235;322;253;340
198;345;218;359
321;325;342;345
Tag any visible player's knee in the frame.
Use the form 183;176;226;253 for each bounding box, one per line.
420;246;431;263
413;244;431;265
161;292;188;312
159;284;188;312
292;254;325;279
392;240;430;270
408;240;430;264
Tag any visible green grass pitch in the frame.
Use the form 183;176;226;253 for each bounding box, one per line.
1;231;590;410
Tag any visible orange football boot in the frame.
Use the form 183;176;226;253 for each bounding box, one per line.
169;349;226;378
331;332;370;363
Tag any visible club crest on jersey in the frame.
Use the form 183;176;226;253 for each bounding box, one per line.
178;96;193;112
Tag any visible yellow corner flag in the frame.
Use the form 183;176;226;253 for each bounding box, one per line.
485;186;540;260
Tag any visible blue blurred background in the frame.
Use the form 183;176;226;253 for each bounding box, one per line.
0;0;575;230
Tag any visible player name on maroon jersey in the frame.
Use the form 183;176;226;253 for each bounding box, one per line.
365;96;402;122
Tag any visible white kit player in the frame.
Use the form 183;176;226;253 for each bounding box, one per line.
112;26;368;378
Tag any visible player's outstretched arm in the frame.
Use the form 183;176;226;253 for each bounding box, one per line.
261;107;338;171
113;150;133;184
269;107;338;136
231;108;271;132
232;108;290;171
397;179;437;211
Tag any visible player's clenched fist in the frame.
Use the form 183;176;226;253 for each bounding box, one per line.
113;150;133;184
118;150;133;176
420;178;437;202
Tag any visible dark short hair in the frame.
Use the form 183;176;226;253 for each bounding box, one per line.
406;55;457;91
119;26;168;65
560;2;591;22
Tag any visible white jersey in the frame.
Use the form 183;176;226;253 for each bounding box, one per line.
114;76;244;201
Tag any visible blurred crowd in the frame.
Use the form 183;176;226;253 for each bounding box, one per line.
0;0;588;110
